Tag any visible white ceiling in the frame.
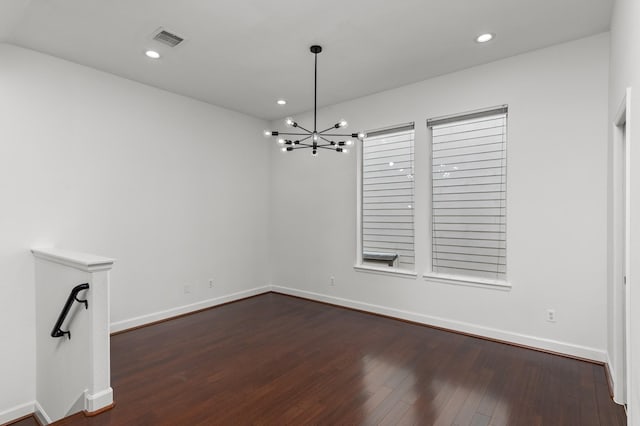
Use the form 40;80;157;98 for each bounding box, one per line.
1;0;612;120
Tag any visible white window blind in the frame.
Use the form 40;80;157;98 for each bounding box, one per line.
362;124;415;270
428;108;507;281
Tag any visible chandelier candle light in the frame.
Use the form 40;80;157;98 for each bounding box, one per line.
264;45;364;156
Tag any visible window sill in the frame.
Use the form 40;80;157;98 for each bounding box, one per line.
354;264;418;279
423;273;511;291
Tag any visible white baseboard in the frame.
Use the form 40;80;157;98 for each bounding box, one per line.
272;285;607;363
34;400;52;425
85;387;113;413
606;352;622;404
0;401;34;425
0;390;113;425
110;286;271;333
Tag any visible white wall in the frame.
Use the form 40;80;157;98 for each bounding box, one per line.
270;34;610;361
0;43;270;419
609;0;640;421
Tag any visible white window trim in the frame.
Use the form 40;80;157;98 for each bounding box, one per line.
423;272;511;290
356;129;364;265
354;264;418;279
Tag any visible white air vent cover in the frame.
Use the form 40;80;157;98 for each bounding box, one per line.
152;28;184;48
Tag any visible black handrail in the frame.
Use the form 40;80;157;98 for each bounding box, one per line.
51;283;90;339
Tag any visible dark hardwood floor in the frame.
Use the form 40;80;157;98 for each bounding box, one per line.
8;416;39;426
31;293;625;425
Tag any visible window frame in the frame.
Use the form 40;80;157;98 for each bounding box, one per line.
423;106;511;290
355;122;418;278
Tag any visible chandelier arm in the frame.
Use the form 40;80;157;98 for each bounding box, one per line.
318;125;338;134
317;145;340;151
316;143;336;148
292;145;312;149
277;132;312;136
319;131;355;137
293;124;313;133
319;136;337;144
318;127;353;135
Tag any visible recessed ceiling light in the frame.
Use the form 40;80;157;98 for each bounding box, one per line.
476;33;494;43
277;99;287;105
145;50;161;59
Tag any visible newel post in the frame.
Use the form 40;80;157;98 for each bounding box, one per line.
32;248;115;423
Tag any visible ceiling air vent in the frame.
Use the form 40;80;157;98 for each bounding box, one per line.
152;29;184;48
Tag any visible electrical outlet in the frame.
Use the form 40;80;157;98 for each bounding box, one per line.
184;284;192;294
330;276;336;286
208;279;214;288
546;309;556;322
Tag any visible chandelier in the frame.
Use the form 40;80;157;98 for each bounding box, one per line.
264;45;364;156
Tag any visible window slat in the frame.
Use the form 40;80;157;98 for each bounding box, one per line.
364;160;413;170
365;202;416;210
432;117;505;136
432;150;503;163
364;188;414;197
434;208;505;216
364;174;416;185
365;152;413;162
434;168;503;180
433;223;506;232
434;127;505;144
432;259;506;273
364;222;414;230
433;184;505;194
364;140;413;154
364;209;413;216
365;236;414;246
433;134;504;149
433;175;504;187
433;192;505;202
365;216;414;223
433;216;505;225
433;245;506;257
434;237;506;249
433;200;505;209
433;142;506;159
366;168;415;179
363;228;414;237
364;182;414;191
363;246;415;257
433;159;504;173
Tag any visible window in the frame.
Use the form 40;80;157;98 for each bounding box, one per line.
360;124;415;272
428;107;507;282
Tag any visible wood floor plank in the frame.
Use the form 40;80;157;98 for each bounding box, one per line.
593;364;628;426
5;416;39;426
379;400;412;426
49;293;625;425
470;413;491;426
